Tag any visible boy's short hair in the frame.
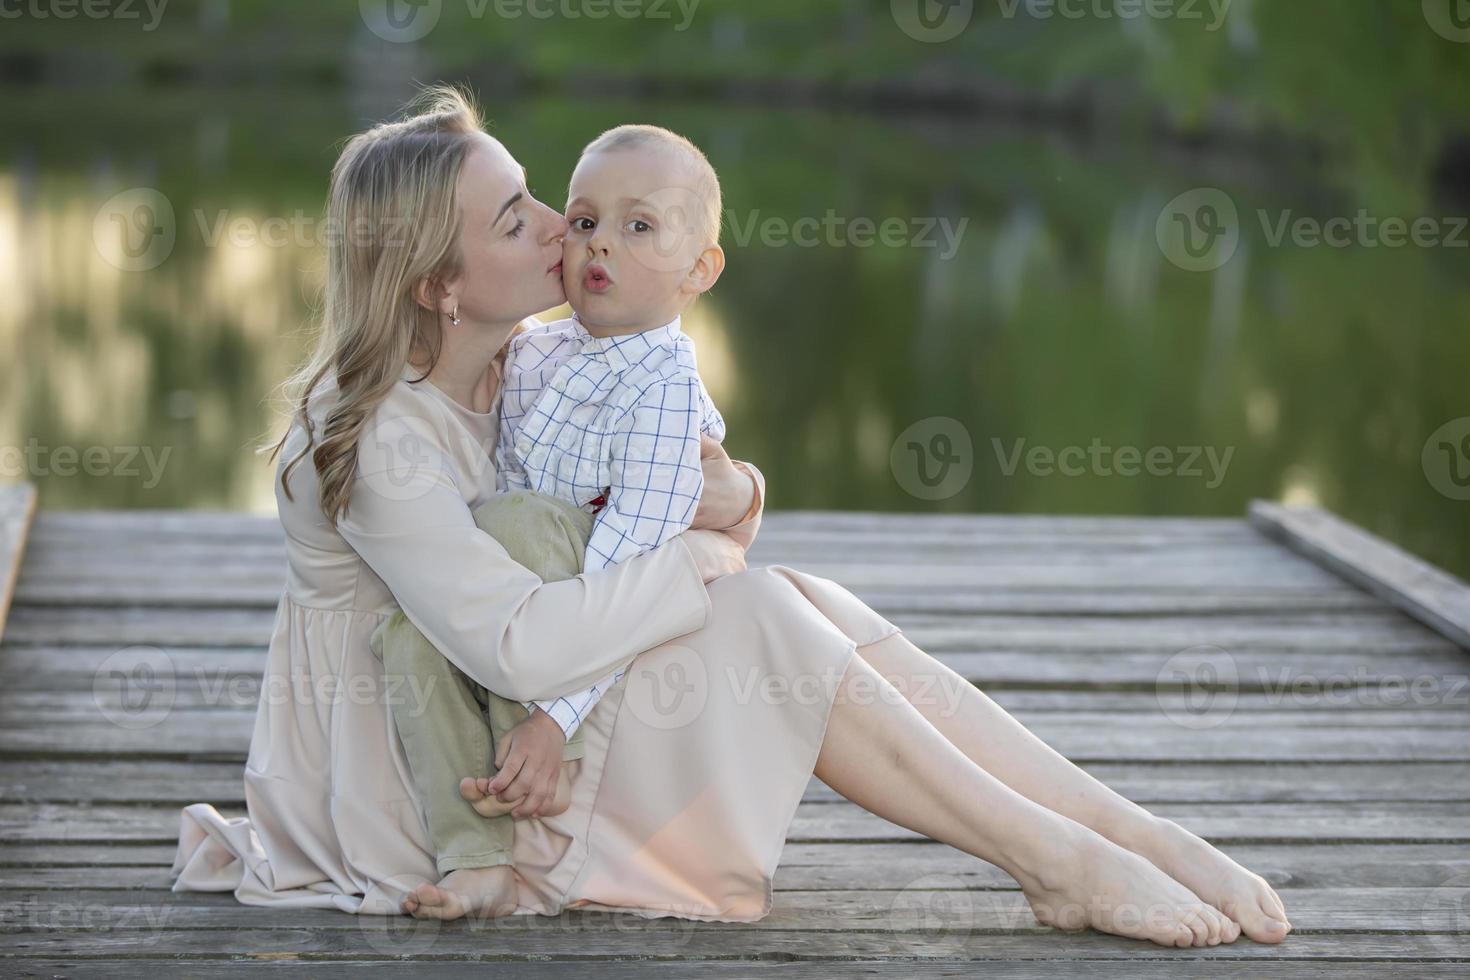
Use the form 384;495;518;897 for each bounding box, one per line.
580;124;722;249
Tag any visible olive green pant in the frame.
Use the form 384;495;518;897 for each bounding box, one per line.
370;489;594;874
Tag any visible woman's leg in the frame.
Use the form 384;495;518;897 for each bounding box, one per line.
814;650;1238;948
849;631;1290;943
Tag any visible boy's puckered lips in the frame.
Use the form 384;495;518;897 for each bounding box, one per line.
582;263;613;293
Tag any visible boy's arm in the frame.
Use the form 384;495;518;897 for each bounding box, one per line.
520;381;703;741
696;375;725;442
584;377;705;572
525;665;623;745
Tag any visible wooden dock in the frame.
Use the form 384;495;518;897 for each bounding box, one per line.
2;502;1469;977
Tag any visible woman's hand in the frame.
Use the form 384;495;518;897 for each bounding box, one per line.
679;528;748;584
485;708;567;818
692;435;757;532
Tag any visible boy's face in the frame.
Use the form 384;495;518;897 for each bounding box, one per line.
562;147;713;331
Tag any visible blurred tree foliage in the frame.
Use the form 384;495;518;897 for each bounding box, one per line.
6;0;1467;198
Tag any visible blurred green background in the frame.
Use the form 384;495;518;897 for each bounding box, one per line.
1;0;1467;575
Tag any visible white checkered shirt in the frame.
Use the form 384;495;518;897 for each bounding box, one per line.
495;313;725;739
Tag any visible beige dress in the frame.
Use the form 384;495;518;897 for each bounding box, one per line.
170;327;903;922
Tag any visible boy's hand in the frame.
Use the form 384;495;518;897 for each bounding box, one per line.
486;708;567;818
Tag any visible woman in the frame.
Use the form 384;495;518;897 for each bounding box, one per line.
171;87;1291;948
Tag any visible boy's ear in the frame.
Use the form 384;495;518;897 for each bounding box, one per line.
684;244;726;296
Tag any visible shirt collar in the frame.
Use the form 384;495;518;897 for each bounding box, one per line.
570;312;683;371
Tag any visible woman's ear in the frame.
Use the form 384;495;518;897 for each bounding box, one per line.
412;275;453;316
684;244;726;297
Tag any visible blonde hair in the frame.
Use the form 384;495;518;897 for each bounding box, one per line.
269;84;484;524
580;124;722;247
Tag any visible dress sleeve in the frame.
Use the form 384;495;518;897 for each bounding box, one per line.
338;400;711;703
718;460;766;551
584;378;705;572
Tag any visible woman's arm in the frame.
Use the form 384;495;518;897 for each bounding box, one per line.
716;460;765;551
692;434;765;550
339;411;712;703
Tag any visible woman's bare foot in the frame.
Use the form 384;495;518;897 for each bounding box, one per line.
1015;824;1241;948
460;763;573;819
1123;814;1292;944
401;866;517;921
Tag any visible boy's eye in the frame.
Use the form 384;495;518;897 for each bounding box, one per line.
626;219;652;233
571;217;595;232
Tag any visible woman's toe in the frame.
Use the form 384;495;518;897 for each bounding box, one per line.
1181;908;1210;946
1224;895;1290;943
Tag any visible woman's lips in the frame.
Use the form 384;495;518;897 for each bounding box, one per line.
583;265;612;293
548;260;563;276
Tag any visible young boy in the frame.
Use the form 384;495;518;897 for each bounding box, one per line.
371;124;732;914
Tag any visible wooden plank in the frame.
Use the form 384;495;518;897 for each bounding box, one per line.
1251;501;1470;651
8;963;1470;979
4;841;1469;892
5;800;1469;846
8;702;1467;735
3;605;1453;652
6;759;1470;810
31;510;1252;540
3;885;1470;936
5;930;1470;965
14;688;1470;720
9;561;1361;611
12;576;1383;615
6;647;1467;714
5;705;1470;762
18;538;1307;578
0;485;37;644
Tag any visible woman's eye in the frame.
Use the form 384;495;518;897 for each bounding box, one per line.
626;219;652;233
507;218;527;239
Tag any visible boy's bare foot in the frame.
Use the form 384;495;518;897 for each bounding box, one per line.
1124;814;1292;944
460;763;573;819
1015;824;1241;948
401;866;517;921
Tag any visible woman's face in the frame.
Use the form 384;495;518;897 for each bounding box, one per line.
445;132;568;328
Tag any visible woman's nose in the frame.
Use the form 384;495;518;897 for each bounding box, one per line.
542;209;568;244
